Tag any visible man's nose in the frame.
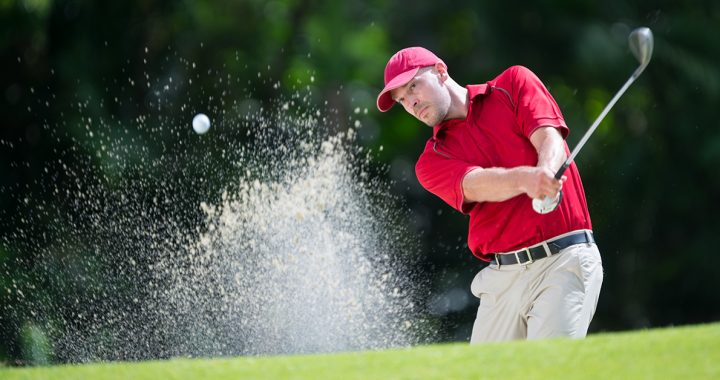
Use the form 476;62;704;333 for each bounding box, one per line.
411;98;421;112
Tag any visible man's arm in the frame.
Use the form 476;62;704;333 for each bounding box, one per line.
530;126;567;174
461;126;566;204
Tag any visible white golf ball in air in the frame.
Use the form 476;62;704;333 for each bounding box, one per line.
192;113;211;134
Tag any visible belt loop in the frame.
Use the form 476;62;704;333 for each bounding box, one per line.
541;241;551;257
495;254;501;268
525;248;533;264
513;251;521;265
584;230;593;246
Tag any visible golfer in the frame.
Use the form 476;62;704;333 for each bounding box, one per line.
377;47;603;342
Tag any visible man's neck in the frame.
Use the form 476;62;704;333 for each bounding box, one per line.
444;81;469;120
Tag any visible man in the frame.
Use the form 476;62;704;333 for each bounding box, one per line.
376;47;603;342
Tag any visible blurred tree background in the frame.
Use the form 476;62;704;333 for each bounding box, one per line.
2;0;719;365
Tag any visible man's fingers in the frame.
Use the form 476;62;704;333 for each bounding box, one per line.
528;168;565;199
543;177;563;199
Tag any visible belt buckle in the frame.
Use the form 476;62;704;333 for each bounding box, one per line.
514;248;532;265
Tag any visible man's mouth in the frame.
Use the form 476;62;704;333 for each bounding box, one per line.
418;105;429;119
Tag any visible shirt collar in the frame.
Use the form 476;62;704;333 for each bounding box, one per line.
432;84;490;139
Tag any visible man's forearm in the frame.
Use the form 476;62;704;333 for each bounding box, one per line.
532;126;567;174
462;166;537;203
462;127;567;204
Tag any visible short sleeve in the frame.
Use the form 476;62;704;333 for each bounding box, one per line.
415;140;480;214
510;66;569;139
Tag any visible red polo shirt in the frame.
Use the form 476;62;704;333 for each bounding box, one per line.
415;65;592;261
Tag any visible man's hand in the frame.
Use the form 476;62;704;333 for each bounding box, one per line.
519;167;566;200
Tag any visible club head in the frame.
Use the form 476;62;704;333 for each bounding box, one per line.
532;191;562;214
629;27;654;72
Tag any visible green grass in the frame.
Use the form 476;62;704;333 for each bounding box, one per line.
2;323;718;380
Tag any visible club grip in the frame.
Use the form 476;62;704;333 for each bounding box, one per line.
554;162;570;180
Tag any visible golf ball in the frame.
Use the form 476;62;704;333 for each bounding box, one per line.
192;113;211;134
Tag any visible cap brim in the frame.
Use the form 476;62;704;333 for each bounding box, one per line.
376;68;420;112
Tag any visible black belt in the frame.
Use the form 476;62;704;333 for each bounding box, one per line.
492;231;595;266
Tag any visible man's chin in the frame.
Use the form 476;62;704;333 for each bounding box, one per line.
422;113;444;127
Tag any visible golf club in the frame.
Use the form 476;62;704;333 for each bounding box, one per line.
532;26;654;214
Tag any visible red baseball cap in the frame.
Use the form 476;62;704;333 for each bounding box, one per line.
376;47;444;112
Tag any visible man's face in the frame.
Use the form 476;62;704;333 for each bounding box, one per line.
390;67;451;127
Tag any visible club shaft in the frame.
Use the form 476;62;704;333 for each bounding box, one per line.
554;66;644;179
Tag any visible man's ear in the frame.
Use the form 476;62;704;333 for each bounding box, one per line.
435;62;449;81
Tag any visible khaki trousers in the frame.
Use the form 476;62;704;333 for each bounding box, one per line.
470;242;603;342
